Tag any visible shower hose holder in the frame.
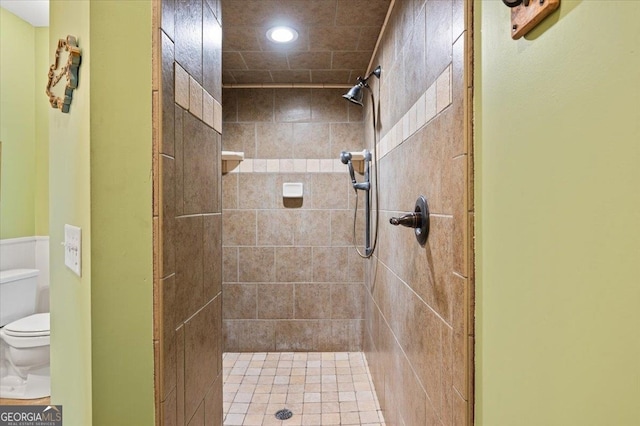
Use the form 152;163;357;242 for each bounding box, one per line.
389;195;430;246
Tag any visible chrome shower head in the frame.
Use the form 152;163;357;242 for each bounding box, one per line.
342;66;381;107
340;151;357;187
340;151;353;164
342;83;365;106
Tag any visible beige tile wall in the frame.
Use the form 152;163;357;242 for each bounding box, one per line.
362;0;474;425
153;0;224;425
222;88;368;352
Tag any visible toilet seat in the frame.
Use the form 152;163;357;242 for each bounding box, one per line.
3;313;49;337
0;313;50;348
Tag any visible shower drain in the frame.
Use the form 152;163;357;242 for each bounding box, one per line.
274;408;293;420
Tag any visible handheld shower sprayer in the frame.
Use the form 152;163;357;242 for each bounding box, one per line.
340;151;370;191
340;151;357;188
339;151;351;164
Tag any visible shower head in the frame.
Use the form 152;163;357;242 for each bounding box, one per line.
342;66;381;107
342;83;365;106
340;151;352;164
340;151;357;187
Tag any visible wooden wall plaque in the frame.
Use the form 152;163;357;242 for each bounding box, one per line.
46;35;81;113
511;0;560;40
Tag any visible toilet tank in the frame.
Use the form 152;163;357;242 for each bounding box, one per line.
0;269;39;327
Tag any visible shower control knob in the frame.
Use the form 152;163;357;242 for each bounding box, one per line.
389;196;430;246
389;213;422;228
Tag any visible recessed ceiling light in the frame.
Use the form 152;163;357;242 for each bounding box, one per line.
266;26;298;43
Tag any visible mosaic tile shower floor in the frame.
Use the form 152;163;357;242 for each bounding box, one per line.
223;352;386;425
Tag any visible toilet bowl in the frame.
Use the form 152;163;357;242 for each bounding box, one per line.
0;269;50;399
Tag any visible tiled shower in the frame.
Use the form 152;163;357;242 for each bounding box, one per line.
221;88;367;353
153;0;474;425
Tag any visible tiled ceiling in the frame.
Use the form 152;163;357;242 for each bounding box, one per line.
221;0;391;86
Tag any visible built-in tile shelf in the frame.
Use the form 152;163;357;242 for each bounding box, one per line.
222;151;244;174
225;158;352;174
349;150;365;174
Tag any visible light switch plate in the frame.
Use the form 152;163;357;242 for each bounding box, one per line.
64;224;82;276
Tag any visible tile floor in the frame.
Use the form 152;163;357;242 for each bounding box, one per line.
223;352;385;426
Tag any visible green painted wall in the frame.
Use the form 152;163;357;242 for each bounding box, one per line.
35;26;50;236
475;1;640;425
49;0;153;425
0;7;36;239
89;0;154;424
49;1;92;424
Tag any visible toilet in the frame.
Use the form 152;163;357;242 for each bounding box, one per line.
0;269;50;399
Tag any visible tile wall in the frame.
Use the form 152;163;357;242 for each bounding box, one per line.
153;0;224;425
363;0;474;425
222;88;368;352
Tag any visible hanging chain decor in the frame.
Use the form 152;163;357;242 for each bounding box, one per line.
46;35;81;113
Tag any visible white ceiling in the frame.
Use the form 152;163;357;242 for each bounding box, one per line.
1;0;49;27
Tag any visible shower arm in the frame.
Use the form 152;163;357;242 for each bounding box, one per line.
360;67;382;88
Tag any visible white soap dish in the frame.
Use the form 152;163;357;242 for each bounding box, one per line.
283;183;303;198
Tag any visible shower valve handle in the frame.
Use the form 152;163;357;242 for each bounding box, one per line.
389;213;422;228
389;196;430;246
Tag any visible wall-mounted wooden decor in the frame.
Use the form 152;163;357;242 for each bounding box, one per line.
46;35;81;113
509;0;560;40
